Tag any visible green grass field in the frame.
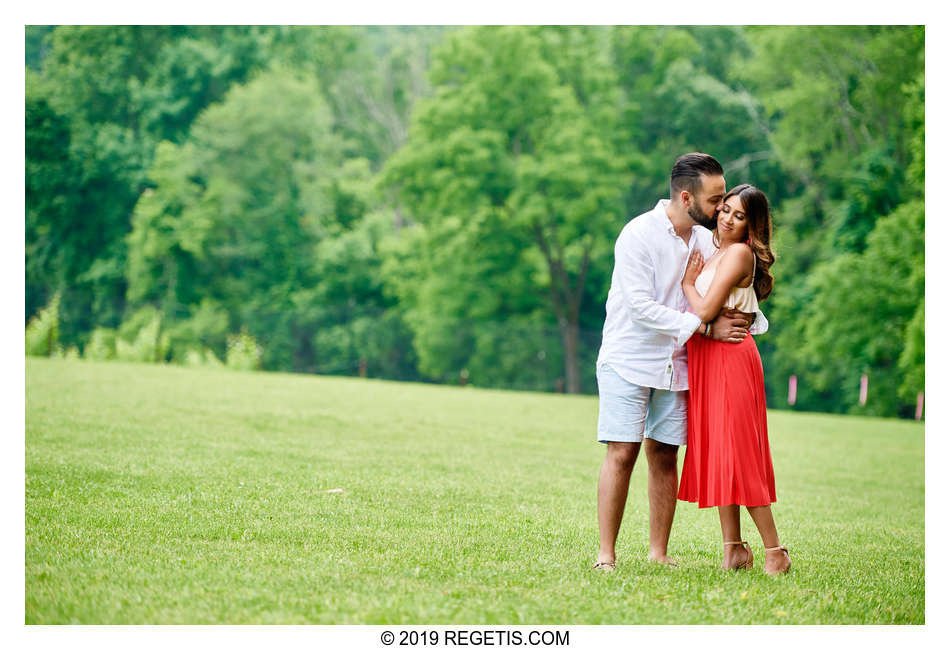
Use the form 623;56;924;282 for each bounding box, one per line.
25;357;924;624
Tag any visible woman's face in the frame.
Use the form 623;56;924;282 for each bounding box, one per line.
717;194;749;243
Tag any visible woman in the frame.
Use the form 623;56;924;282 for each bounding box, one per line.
677;184;791;575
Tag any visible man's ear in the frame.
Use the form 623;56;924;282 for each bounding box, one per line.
680;190;692;206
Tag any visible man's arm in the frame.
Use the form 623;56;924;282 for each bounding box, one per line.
705;304;769;342
615;231;703;347
707;308;753;344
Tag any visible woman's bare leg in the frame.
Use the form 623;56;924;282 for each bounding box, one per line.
747;505;791;573
718;505;751;569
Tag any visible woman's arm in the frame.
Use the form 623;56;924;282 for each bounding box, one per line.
682;244;754;323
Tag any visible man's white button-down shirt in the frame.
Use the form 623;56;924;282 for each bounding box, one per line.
596;199;768;391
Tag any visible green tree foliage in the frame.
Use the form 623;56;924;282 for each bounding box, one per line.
308;208;420;379
609;26;783;206
30;27;177;337
738;26;925;415
27;26;278;341
28;25;436;379
265;26;441;167
25;78;78;321
898;300;924;405
25;25;55;71
383;26;628;392
25;25;925;417
769;201;924;416
127;68;344;370
137;27;273;143
740;26;924;269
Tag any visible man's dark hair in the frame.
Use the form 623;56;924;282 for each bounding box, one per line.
670;153;724;198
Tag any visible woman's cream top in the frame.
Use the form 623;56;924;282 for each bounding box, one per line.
694;250;759;314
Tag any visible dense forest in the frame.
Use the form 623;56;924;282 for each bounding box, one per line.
25;25;924;418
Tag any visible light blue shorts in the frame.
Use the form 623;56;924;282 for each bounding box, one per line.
596;364;687;447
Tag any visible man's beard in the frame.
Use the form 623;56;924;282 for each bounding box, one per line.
688;202;717;229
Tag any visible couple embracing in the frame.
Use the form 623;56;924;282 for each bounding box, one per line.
593;153;791;575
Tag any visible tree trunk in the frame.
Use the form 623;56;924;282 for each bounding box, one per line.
558;315;581;394
530;220;588;395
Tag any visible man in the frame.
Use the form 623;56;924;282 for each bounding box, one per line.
592;153;766;570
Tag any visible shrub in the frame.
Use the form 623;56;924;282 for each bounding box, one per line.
116;307;170;363
84;328;117;360
54;345;80;360
165;299;230;364
226;330;262;371
183;346;224;368
25;292;61;356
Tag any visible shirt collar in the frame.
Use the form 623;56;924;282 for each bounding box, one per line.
655;198;710;237
655;200;676;235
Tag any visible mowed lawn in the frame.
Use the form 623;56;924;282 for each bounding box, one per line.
25;358;924;624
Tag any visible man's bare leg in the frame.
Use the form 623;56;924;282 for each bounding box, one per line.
596;442;640;566
644;438;680;564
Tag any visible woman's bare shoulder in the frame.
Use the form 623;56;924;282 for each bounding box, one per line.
722;243;755;286
724;242;755;266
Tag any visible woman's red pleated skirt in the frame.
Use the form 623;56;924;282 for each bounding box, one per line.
678;333;776;508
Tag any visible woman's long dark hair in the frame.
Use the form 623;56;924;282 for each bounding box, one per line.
715;184;775;301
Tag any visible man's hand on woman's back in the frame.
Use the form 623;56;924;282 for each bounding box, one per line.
709;308;753;344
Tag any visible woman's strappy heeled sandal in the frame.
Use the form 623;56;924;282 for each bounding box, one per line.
723;540;753;570
764;545;791;575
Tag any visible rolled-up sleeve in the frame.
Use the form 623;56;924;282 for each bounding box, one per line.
616;231;701;347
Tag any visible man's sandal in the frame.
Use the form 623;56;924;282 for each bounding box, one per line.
592;560;616;572
723;540;754;570
764;545;791;575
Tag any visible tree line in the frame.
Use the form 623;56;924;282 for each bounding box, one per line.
25;25;924;418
